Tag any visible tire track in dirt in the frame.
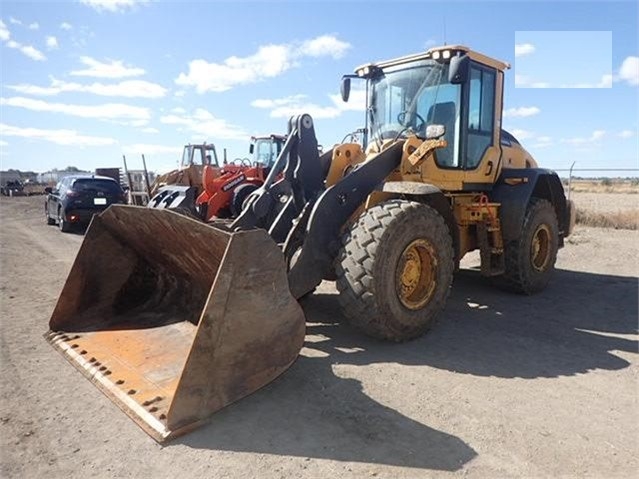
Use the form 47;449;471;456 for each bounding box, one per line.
0;198;84;478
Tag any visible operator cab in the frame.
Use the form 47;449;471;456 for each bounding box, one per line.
341;45;509;190
181;144;220;168
249;135;286;168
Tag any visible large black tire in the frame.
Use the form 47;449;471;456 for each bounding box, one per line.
335;200;454;341
231;183;259;217
496;198;559;294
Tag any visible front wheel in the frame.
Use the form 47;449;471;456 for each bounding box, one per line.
45;205;55;225
495;198;559;294
335;200;454;341
231;183;258;217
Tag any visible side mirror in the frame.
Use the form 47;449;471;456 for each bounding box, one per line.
249;144;254;155
449;54;470;84
44;187;52;194
340;76;351;102
426;124;446;140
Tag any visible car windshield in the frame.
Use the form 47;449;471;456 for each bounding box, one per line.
72;179;122;195
368;60;461;146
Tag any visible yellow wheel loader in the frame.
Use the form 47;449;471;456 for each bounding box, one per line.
46;45;575;441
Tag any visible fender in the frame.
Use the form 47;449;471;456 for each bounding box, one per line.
489;168;569;244
380;181;460;261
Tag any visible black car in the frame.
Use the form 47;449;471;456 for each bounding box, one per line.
45;175;127;232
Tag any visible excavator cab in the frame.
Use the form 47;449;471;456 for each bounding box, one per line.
249;135;286;170
341;46;508;190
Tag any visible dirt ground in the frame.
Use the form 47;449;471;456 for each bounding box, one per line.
1;194;637;478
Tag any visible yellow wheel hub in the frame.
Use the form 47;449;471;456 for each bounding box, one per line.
396;239;437;310
531;224;551;272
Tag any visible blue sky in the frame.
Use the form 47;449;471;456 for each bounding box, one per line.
0;0;637;176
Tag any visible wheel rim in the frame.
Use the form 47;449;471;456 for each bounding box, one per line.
531;224;551;272
395;239;437;310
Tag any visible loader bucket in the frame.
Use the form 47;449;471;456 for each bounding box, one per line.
45;205;305;442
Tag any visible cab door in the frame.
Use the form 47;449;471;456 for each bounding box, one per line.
416;61;502;192
460;62;503;190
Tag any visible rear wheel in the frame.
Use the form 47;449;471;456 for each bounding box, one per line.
496;198;559;294
58;208;72;233
335;200;454;341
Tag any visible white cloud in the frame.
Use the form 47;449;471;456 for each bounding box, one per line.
598;74;613;88
562;130;606;146
176;34;351;93
252;95;341;119
123;144;182;155
252;87;366;120
329;88;366;112
618;56;639;86
514;74;549;88
515;43;535;58
0;123;116;146
510;129;534;140
7;77;167;98
0;139;8;146
550;57;637;89
46;36;59;50
5;39;46;61
562;74;613;88
80;0;150;13
0;20;9;41
1;96;151;123
504;130;553;148
298;35;350;59
71;56;145;78
503;106;540;118
160;108;247;140
141;127;159;134
617;130;635;139
9;17;22;26
60;22;72;30
531;136;554;148
28;22;39;30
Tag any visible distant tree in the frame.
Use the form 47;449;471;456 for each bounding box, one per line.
65;166;81;172
601;178;612;187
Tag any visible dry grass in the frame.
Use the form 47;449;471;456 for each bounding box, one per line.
565;179;639;194
576;207;639;230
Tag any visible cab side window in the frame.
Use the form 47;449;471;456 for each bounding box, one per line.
466;65;496;169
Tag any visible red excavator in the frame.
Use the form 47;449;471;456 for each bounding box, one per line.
195;134;285;221
148;135;285;221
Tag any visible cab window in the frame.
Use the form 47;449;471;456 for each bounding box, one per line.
466;65;496;169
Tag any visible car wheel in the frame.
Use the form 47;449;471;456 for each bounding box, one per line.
45;205;55;225
58;209;72;233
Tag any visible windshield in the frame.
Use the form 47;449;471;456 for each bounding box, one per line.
180;146;218;167
369;60;461;166
253;139;281;167
180;146;193;167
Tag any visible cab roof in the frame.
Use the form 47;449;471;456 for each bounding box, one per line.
355;45;510;73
